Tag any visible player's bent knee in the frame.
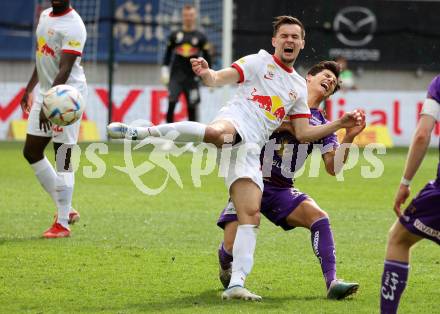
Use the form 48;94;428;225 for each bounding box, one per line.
252;211;261;226
254;211;261;223
387;223;414;248
297;200;329;228
313;208;328;220
238;210;261;226
243;207;261;219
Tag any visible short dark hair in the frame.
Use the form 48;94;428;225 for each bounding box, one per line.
183;4;195;10
272;16;305;38
307;61;341;94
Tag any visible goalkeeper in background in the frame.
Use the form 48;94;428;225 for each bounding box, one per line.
161;4;211;123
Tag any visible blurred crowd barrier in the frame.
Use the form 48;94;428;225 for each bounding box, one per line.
0;84;436;147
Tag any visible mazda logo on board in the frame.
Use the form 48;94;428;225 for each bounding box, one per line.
333;6;377;47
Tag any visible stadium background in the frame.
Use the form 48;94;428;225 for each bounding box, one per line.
0;0;439;144
1;1;439;313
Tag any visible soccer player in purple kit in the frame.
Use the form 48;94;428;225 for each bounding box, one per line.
380;75;440;313
217;61;366;300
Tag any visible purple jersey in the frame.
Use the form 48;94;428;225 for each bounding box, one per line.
428;75;440;104
260;108;339;187
428;76;440;183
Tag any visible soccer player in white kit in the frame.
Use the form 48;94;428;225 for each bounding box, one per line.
108;16;363;300
20;0;87;239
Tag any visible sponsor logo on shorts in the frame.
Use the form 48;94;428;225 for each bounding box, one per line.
413;218;440;240
53;125;64;133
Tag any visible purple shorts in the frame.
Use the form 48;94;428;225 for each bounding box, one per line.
399;181;440;245
217;184;309;231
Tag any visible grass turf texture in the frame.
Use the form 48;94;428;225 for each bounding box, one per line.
0;141;438;313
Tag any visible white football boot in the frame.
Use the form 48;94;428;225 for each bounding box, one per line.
221;286;262;301
107;122;131;139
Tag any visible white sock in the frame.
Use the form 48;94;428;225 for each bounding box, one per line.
134;121;206;143
55;172;74;229
30;157;58;205
229;224;258;288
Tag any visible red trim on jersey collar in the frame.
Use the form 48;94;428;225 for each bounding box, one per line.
50;7;73;17
272;55;293;73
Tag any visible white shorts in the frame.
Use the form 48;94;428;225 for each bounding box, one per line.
213;103;266;192
218;144;264;192
27;88;87;144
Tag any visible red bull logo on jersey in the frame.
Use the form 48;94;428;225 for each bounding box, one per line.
248;88;286;121
37;37;55;58
176;43;199;57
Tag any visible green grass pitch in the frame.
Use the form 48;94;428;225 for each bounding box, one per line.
0;141;438;313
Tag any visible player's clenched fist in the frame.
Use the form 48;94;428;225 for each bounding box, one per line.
191;57;209;76
340;109;365;128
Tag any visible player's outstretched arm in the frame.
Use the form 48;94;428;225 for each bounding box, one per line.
20;65;38;113
322;116;366;175
190;57;239;87
393;114;435;216
293;110;364;143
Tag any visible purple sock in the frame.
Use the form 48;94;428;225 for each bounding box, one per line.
380;260;409;314
310;217;337;289
218;242;233;270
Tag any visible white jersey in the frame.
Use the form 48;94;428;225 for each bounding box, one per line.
228;49;310;145
35;7;87;95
